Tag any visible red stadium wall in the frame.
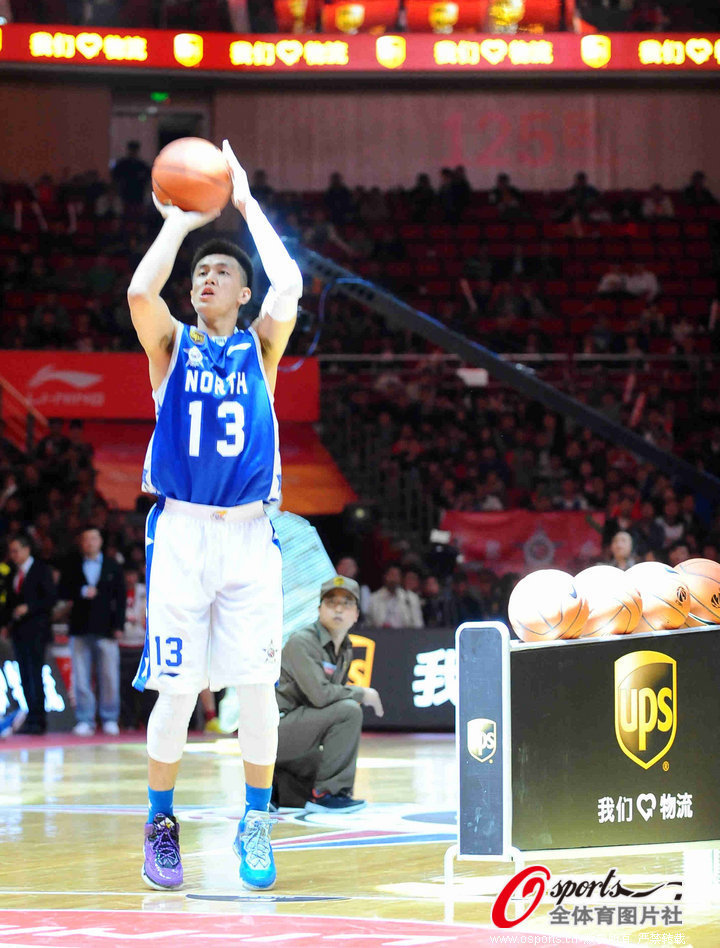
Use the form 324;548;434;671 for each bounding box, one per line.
0;80;110;179
0;78;719;189
212;86;720;191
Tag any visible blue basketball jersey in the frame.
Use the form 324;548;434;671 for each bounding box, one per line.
142;324;281;506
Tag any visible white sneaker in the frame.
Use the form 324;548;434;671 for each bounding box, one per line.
102;721;120;735
72;722;96;736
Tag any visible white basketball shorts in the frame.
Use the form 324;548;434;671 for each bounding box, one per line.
133;497;282;694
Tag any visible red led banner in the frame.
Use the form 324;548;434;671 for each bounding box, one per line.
0;24;719;74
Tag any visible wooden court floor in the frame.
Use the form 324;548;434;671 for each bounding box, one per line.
0;731;718;947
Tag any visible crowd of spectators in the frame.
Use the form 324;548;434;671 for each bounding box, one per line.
2;156;720;619
0;417;151;577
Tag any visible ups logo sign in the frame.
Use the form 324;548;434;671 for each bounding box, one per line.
467;717;497;763
615;650;676;769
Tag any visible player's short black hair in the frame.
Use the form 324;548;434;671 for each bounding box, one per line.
191;240;254;291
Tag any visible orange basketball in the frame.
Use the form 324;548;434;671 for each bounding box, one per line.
625;562;690;632
508;569;589;643
574;565;642;637
152;137;232;213
675;558;720;625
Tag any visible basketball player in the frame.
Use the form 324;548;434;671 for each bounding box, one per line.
127;140;302;891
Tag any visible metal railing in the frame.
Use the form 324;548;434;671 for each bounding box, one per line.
320;393;438;545
0;373;49;454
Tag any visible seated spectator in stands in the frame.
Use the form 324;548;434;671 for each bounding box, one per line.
518;280;548;320
556;171;600;222
367;563;424;629
612;189;642;223
625;262;659;302
460;237;493;280
631;501;665;556
86;254;117;296
324;172;353;225
553;477;589;511
438;166;469;223
619;333;648;363
639;300;666;336
682;171;717;206
94;182;124;219
30;310;66;350
608;530;637;570
488;173;524;218
583;474;608;510
641;184;675;220
702;541;719;562
668;541;691;567
358;187;389;225
251;169;274;207
529;242;562;281
625;0;670;30
335;555;371;619
679;493;703;540
444;570;481;626
596;264;627;296
408;173;435;222
403;567;422;598
671;314;694;348
303;208;355;257
655;497;686;549
421;575;449;628
602;493;638;546
453;165;472;216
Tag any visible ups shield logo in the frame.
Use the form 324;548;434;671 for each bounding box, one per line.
615;650;676;770
348;634;375;688
467;717;497;763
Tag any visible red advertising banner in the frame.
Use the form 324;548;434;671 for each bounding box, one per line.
0;24;718;76
440;509;605;576
0;351;319;421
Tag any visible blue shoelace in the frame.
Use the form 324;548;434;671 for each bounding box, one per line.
151;818;179;867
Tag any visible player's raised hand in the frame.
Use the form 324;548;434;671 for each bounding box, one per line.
152;193;219;232
222;139;251;213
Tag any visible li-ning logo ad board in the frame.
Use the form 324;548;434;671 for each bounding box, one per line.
615;650;676;769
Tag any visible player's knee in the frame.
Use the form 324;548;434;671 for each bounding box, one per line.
236;683;279;765
146;692;196;763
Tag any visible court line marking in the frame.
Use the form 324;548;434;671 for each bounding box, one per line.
0;891;451;902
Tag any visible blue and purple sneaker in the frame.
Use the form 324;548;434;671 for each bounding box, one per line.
142;814;183;890
233;809;277;890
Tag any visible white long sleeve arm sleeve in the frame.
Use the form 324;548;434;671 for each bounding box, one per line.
245;197;303;322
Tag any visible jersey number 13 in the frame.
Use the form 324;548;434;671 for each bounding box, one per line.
188;400;245;458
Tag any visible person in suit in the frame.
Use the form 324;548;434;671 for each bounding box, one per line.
60;526;126;736
4;534;56;735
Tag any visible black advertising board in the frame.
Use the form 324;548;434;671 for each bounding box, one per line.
457;623;509;857
349;627;456;731
0;652;74;733
510;626;720;851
